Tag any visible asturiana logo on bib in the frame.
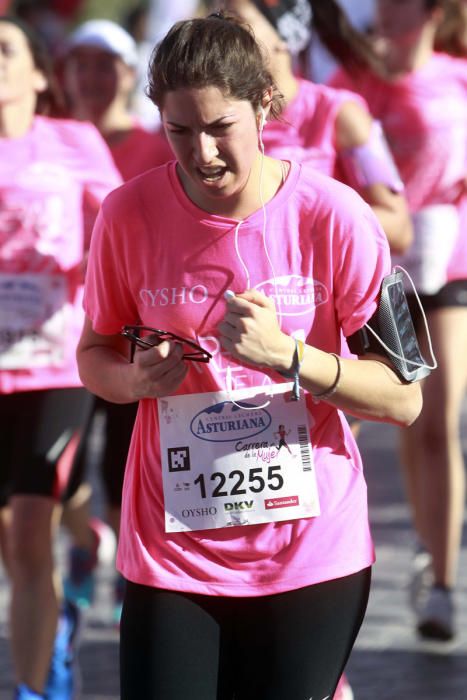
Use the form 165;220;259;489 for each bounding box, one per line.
255;275;328;316
190;401;271;443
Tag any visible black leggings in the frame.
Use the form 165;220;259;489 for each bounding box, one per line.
120;568;371;700
64;396;138;507
0;388;93;507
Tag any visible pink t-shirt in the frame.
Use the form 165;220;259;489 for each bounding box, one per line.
84;160;390;596
0;115;122;393
330;53;467;282
109;124;174;181
262;78;367;178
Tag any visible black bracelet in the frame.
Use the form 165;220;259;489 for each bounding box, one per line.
279;338;305;401
312;353;342;401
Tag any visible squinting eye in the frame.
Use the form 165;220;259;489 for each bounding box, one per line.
212;123;232;132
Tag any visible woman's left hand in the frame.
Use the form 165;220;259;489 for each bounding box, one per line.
218;289;294;371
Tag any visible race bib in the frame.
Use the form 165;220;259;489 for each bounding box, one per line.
397;204;460;295
0;273;69;369
158;383;320;533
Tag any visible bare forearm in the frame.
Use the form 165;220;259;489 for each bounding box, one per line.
274;338;422;426
77;317;188;402
306;352;420;425
77;345;137;404
370;202;413;255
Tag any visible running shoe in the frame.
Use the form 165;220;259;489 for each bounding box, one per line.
44;600;81;700
14;685;44;699
64;517;116;609
408;545;433;613
333;674;354;700
417;586;455;641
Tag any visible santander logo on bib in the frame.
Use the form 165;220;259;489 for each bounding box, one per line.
255;275;328;316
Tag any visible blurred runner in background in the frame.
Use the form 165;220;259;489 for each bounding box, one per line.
330;0;467;643
0;15;121;699
59;17;173;622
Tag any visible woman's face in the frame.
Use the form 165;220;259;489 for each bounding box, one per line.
162;85;262;215
0;22;46;107
375;0;434;42
63;46;135;118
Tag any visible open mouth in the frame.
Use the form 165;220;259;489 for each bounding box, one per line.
197;166;228;183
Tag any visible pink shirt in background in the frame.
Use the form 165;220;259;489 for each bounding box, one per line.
0;115;122;393
262;78;367;177
109;123;174;181
330;53;467;282
84;161;390;596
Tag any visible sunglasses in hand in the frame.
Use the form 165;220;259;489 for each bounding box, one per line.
121;325;212;363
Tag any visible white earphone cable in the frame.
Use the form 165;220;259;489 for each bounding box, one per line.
226;113;285;409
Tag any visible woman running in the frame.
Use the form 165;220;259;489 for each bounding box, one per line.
330;0;467;641
77;12;422;699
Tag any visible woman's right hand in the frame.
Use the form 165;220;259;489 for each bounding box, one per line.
130;340;188;400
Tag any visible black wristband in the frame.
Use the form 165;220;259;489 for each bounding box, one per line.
279;338;305;400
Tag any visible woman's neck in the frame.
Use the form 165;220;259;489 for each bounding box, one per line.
0;98;36;138
96;104;134;138
385;43;433;77
381;27;436;78
234;154;286;220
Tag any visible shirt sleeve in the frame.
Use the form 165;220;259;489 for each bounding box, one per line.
331;191;392;337
83;202;139;335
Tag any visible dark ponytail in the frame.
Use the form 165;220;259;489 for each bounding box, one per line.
309;0;388;78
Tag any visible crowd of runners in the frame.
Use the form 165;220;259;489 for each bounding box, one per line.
0;1;465;699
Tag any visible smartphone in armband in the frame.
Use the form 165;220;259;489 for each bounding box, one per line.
348;271;431;383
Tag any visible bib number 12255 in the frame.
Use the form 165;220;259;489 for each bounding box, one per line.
194;465;284;499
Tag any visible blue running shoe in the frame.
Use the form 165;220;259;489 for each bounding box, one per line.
14;685;44;699
64;517;116;610
44;600;81;700
63;543;96;609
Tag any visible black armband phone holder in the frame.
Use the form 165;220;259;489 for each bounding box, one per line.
347;271;432;383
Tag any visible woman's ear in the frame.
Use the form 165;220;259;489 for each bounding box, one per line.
261;86;274;117
33;69;48;95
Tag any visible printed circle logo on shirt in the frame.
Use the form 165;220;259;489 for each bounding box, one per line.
255;275;329;316
190;401;272;443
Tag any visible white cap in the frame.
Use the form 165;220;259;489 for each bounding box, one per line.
67;19;138;67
